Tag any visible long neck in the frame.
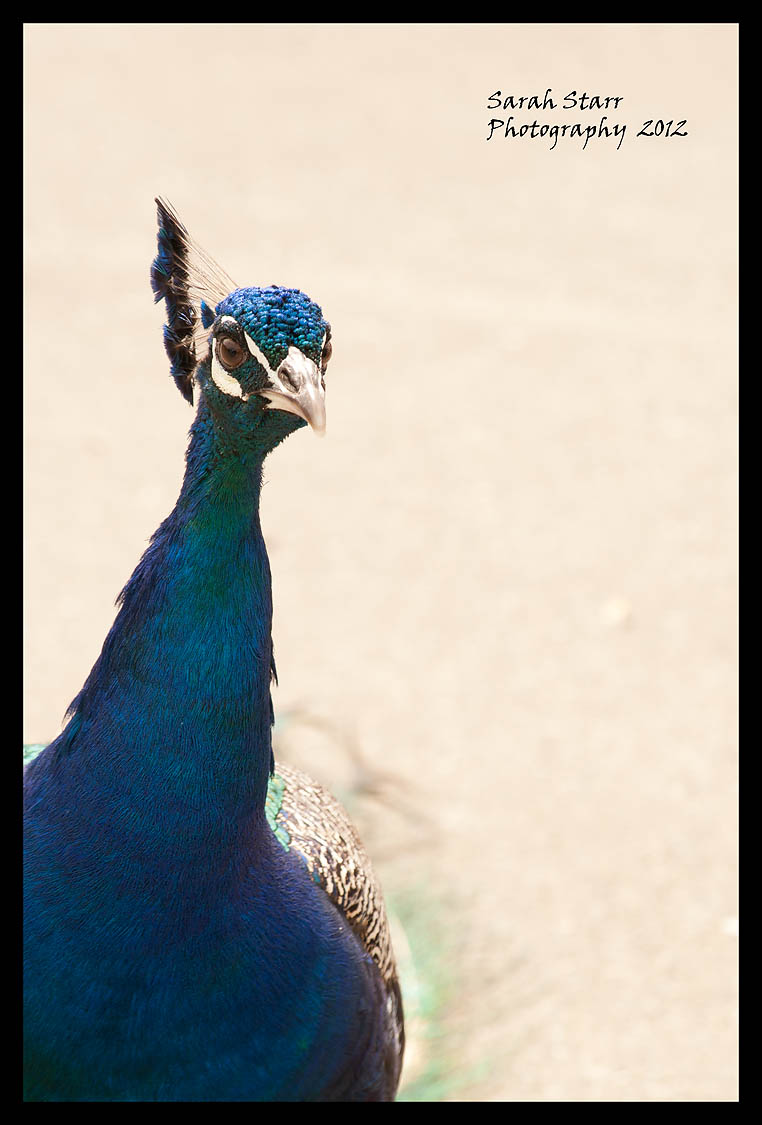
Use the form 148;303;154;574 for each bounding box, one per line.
58;396;276;869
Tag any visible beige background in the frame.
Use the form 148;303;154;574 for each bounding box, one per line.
24;24;738;1101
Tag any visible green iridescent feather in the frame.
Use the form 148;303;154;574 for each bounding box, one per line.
264;773;291;850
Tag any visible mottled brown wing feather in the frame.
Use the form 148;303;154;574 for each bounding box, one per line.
273;763;398;987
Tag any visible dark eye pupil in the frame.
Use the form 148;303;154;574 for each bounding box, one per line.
322;339;333;369
218;337;244;370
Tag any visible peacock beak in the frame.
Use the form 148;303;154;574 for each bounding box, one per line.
255;346;326;435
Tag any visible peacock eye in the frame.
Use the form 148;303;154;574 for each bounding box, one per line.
217;336;246;371
321;337;333;371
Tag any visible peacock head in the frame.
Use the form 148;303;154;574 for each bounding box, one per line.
200;286;329;437
150;198;330;445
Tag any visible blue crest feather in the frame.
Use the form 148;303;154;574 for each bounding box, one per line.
200;299;216;329
151;198;197;405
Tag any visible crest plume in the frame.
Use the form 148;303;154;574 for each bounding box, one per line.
150;197;237;404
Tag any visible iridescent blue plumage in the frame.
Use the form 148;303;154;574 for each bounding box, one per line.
24;202;403;1101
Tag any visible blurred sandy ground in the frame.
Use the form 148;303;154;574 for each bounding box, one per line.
23;23;737;1101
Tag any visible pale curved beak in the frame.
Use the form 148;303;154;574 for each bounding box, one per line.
256;346;326;435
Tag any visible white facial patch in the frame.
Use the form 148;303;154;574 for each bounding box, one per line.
210;354;245;398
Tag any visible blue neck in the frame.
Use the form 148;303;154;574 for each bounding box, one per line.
58;395;278;876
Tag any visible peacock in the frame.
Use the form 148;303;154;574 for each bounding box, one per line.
23;200;404;1102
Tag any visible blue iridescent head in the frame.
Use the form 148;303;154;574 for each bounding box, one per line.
151;199;331;443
